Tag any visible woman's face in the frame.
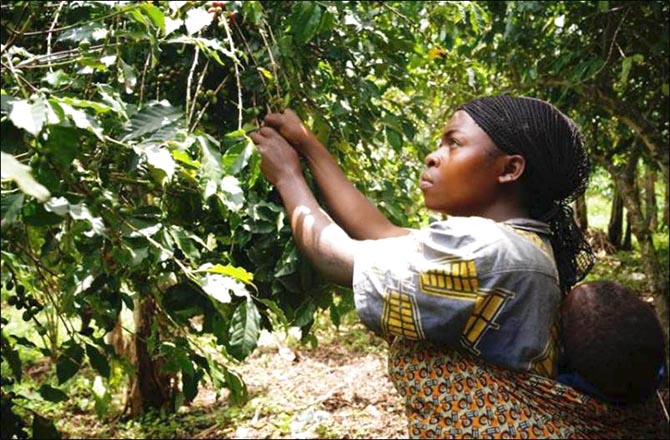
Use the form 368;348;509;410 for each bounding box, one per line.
420;110;508;216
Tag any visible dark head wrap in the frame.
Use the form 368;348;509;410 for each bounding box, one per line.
459;95;595;292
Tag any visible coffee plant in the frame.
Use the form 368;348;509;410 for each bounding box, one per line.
0;1;494;435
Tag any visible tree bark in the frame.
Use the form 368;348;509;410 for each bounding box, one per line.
644;169;658;232
128;294;175;416
605;147;669;351
574;194;588;232
664;176;670;229
607;186;624;248
621;210;632;251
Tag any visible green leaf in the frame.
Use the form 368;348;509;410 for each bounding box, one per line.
96;84;128;119
56;343;84;384
56;96;112;114
218;176;245;212
197;264;254;285
32;415;61;440
8;98;47;136
1;192;25;226
118;58;138;94
172;149;200;168
44;126;79;167
86;344;111;378
92;376;111;418
43;70;72;88
385;126;403;150
293;300;317;328
22;200;62;226
223;367;248;405
0;152;51;202
162;282;211;323
222;138;255;175
122;101;182;141
275;242;299;277
228;298;261;360
1;93;17;114
291;2;323;44
57;23;108;43
57;102;104;139
257;298;290;328
1;332;22;382
140;3;165;30
198;135;223;184
134;144;176;181
38;384;68;403
181;367;202;403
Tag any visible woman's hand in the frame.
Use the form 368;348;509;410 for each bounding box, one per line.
249;126;302;187
262;109;316;156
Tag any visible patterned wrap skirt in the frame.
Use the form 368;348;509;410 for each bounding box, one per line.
389;339;667;439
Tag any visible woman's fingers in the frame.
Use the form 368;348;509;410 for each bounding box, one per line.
263;112;283;129
259;126;278;137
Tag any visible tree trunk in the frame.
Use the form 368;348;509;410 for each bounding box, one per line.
128;294;175;416
621;210;633;251
107;317;128;358
607;187;624;248
574;194;588;232
606;147;669;355
664;176;669;229
644;170;658;232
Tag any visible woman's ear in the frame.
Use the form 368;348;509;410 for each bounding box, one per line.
498;154;526;183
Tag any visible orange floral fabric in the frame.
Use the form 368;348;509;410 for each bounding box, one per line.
389;339;665;439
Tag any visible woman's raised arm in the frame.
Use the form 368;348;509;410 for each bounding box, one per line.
262;110;409;240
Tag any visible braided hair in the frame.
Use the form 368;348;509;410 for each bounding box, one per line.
459;96;595;292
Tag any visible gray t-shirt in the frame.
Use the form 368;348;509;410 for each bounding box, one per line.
353;216;561;377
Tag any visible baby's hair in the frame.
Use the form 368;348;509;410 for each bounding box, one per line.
562;281;665;403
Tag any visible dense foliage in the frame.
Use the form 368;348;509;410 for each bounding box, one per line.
1;1;667;438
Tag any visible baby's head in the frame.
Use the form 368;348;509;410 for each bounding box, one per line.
562;281;665;403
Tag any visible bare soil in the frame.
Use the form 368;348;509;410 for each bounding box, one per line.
191;324;407;439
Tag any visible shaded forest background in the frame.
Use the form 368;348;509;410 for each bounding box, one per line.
1;1;668;438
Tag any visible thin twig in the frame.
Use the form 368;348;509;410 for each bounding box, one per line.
5;5;136;37
659;390;670;422
190;74;229;132
382;3;412;23
580;7;629;84
188;58;210;127
46;1;66;73
186;45;201;124
2;57;32;98
139;50;152;107
232;21;271;98
17;42;123;68
14;240;78;337
8;58;78;70
221;14;243;129
257;26;282;104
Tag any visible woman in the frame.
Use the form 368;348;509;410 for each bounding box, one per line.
249;96;663;438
